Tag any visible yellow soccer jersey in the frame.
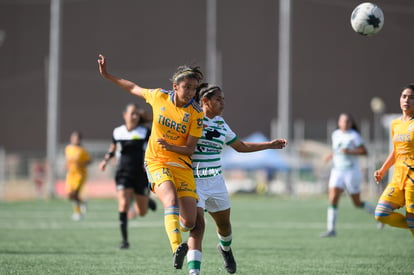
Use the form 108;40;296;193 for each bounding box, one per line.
391;117;414;189
65;144;91;176
142;88;203;168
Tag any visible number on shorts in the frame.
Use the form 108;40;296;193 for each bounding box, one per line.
162;168;171;177
387;187;395;197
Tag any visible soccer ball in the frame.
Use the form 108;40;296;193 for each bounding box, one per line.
350;2;384;36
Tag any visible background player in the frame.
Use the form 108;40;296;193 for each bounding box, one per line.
186;83;287;275
320;113;378;237
98;54;204;269
374;84;414;237
64;131;91;221
99;103;156;249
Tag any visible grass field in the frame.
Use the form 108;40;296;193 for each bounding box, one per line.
0;194;412;275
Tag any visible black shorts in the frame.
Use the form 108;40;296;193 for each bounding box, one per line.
115;167;149;196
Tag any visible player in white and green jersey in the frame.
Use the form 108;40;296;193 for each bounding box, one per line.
192;115;237;179
186;83;287;275
320;113;381;238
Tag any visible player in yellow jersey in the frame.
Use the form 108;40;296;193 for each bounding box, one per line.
98;54;204;270
65;131;91;221
374;84;414;237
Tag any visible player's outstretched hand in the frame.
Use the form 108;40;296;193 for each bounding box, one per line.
99;160;107;171
97;54;108;77
270;139;287;149
373;169;384;184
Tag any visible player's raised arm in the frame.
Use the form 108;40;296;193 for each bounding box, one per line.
97;54;144;98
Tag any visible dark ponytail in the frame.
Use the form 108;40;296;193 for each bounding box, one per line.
195;82;221;105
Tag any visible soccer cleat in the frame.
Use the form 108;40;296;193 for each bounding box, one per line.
119;241;130;250
320;230;336;237
377;222;385;229
217;244;237;274
173;242;188;269
71;213;82;221
148;198;157;211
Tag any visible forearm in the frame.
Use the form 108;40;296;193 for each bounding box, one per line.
344;146;367;155
103;145;116;163
164;144;195;156
236;142;271;153
379;152;395;173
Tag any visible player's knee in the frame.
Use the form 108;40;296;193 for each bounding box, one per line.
137;208;147;217
68;192;76;200
180;220;195;232
374;202;393;222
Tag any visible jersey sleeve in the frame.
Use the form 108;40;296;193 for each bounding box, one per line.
141;88;165;106
64;145;70;161
353;131;364;147
81;148;91;163
111;129;117;145
189;113;204;138
223;121;238;145
391;119;397;139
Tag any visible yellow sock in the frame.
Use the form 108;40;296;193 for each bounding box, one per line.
73;204;81;214
375;203;408;229
164;206;181;253
377;212;408;229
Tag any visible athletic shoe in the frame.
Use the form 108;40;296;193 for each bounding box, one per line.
173;242;188;269
377;222;385;229
148;198;157;211
119;241;130;250
217;244;237;274
71;213;82;221
320;230;336;237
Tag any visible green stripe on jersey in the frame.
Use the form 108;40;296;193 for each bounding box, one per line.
192;158;221;162
197;141;223;148
193;151;221;156
199;137;224;145
226;136;238;145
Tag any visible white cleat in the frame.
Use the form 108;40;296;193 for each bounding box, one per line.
320;230;336;237
71;213;82;221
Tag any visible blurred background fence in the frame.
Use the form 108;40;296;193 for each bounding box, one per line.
0;118;391;201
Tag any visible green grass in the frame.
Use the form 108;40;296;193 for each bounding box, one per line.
0;195;412;274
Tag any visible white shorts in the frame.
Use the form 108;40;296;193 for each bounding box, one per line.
328;168;362;194
196;176;231;213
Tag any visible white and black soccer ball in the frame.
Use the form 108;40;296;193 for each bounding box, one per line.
350;2;384;36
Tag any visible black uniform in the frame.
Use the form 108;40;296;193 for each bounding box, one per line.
112;124;150;195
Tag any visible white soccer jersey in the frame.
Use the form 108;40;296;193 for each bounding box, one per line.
331;129;364;170
192;115;237;178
